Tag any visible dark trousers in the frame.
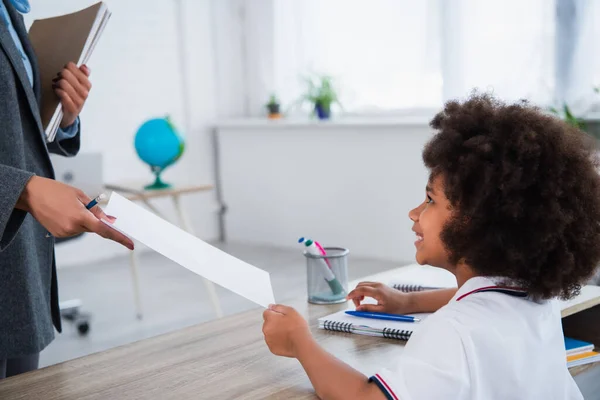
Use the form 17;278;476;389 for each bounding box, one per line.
0;353;39;379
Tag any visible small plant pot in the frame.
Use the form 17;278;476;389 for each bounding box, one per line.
315;103;331;120
267;103;281;119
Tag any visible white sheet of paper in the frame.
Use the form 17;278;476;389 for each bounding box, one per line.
103;192;275;308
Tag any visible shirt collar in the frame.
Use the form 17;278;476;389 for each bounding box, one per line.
450;276;526;302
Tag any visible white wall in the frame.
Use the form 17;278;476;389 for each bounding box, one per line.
24;1;433;267
25;0;242;266
215;119;434;263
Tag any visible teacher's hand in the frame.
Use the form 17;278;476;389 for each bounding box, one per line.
53;62;91;129
16;176;134;250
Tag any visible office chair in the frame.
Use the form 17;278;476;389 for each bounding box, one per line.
56;233;91;335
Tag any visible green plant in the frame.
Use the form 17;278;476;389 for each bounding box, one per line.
265;93;281;118
265;94;279;107
300;74;341;116
549;103;586;130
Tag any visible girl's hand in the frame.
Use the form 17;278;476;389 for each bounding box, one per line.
346;281;413;313
262;304;312;358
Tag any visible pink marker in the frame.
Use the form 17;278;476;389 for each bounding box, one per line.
314;241;332;268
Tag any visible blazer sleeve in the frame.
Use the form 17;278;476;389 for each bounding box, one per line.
0;164;34;251
46;117;81;157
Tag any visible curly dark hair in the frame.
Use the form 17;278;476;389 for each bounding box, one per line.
423;94;600;300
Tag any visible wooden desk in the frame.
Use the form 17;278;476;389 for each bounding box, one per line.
0;269;597;399
0;299;372;399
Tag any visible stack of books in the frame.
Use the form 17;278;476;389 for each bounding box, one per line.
565;337;600;368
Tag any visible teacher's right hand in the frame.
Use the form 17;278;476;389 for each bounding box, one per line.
16;176;134;250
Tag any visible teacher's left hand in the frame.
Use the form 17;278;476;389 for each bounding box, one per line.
53;62;91;129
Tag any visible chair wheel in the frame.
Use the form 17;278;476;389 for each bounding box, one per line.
62;310;77;322
76;320;90;335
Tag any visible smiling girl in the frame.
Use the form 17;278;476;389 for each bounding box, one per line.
262;94;600;400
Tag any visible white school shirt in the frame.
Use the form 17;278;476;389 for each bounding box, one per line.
370;276;583;400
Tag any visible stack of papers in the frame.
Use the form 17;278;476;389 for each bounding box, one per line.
28;2;111;142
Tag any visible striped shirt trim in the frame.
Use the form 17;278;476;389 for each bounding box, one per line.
456;286;528;301
369;374;399;400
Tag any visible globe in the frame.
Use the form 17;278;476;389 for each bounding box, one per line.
134;116;185;190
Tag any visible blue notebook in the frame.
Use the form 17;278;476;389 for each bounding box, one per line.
564;337;594;356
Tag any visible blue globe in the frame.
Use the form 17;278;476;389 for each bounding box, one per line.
134;117;185;189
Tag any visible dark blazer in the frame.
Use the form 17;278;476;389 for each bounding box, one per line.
0;0;80;358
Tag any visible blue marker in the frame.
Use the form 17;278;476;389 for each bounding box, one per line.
345;310;421;323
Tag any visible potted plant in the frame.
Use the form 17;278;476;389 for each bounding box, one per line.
301;74;341;120
265;94;281;119
549;88;600;140
549;103;586;130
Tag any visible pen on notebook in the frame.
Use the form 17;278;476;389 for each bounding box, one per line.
345;310;421;323
86;193;106;210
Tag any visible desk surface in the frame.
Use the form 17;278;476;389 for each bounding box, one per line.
0;268;597;399
0;299;385;399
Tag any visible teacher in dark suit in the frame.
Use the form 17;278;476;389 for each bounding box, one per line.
0;0;133;379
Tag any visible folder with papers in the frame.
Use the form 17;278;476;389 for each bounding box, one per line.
28;2;110;142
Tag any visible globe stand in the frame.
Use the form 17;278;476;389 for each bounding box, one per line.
145;168;171;190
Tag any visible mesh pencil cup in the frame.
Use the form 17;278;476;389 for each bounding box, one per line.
304;247;349;304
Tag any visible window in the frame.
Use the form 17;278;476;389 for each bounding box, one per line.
268;0;556;114
273;0;442;112
442;0;554;105
560;0;600;116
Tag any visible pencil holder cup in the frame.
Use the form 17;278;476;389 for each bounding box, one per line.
304;247;349;304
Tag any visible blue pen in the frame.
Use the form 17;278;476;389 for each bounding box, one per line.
86;193;106;210
345;310;421;323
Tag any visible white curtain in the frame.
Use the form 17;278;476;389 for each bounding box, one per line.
557;0;600;116
272;0;441;113
264;0;556;114
595;1;600;100
442;0;555;105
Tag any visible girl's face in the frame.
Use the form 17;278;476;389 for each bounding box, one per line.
408;175;453;268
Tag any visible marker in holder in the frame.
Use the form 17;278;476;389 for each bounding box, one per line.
304;245;349;304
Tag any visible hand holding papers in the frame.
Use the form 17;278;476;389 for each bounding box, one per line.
28;2;110;142
103;192;276;308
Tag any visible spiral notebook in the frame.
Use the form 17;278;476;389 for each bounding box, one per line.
388;264;457;293
318;310;430;341
391;283;452;292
